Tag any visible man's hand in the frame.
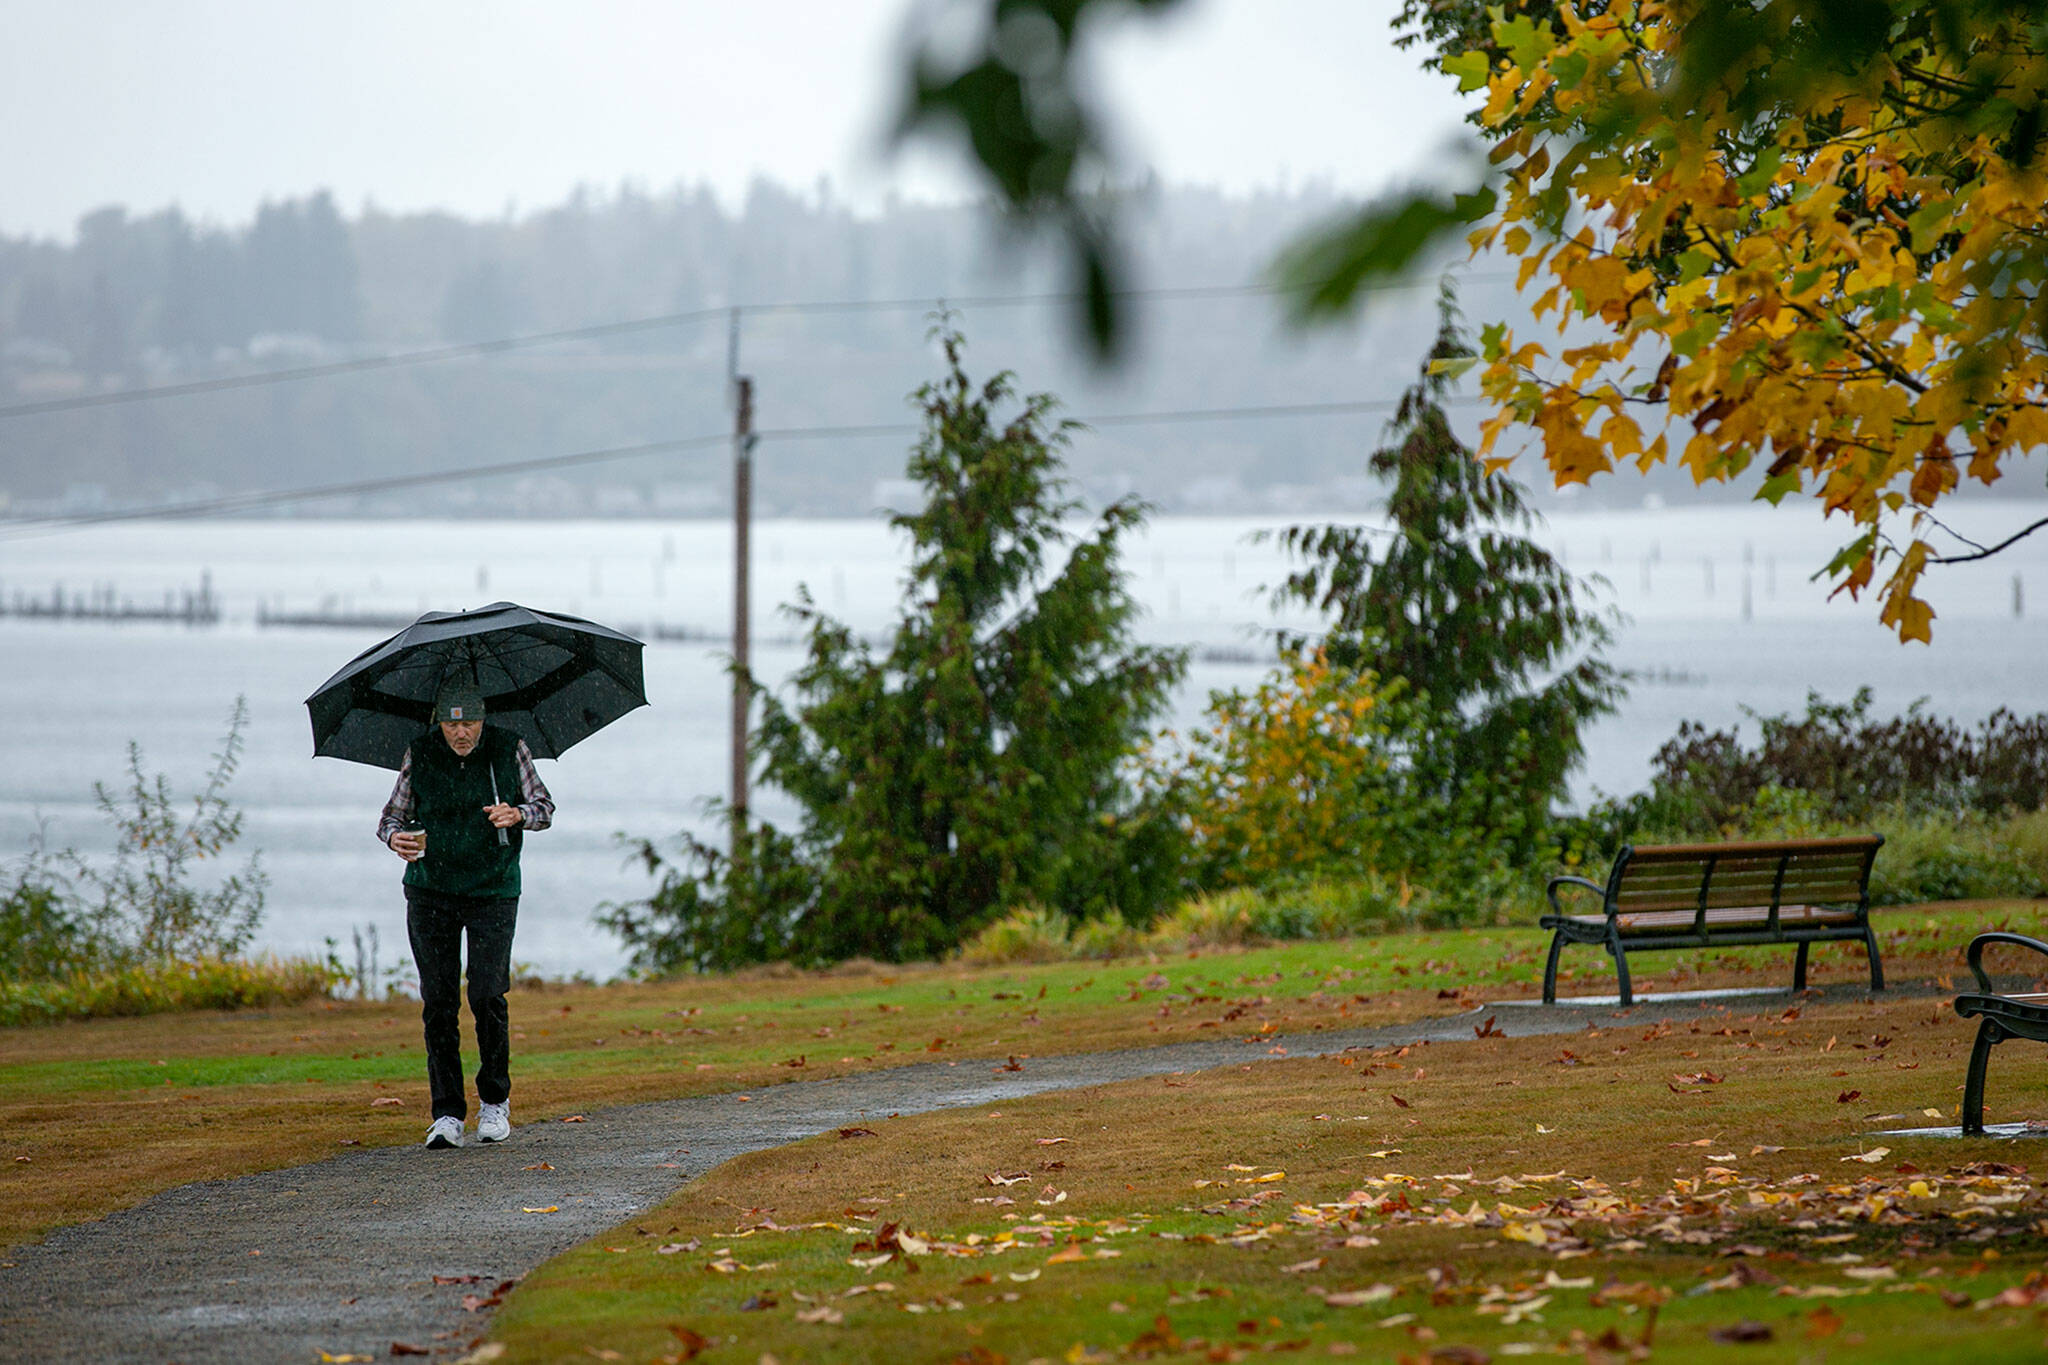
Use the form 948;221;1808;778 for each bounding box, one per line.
484;803;524;829
389;830;426;862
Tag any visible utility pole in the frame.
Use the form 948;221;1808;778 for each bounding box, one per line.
730;369;755;864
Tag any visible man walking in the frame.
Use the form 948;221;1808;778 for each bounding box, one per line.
378;681;554;1149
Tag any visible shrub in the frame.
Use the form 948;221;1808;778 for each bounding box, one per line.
66;697;268;962
1863;811;2046;906
956;904;1075;966
2;700;280;1021
0;829;98;977
1581;779;2048;910
1069;909;1143;960
1148;887;1278;949
1146;650;1535;904
1637;689;2048;832
0;955;337;1027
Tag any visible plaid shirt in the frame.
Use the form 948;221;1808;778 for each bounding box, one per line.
377;736;554;845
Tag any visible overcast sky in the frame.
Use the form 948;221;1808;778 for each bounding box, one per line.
0;0;1474;240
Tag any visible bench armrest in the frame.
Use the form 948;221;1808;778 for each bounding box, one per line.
1545;874;1606;916
1965;932;2048;993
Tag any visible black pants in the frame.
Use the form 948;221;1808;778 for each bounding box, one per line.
404;886;518;1122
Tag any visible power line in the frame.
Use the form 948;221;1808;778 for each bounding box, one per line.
0;392;1488;539
0;272;1507;422
0;307;734;420
0;435;726;539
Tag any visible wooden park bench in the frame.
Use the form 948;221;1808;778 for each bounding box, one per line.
1954;932;2048;1135
1541;834;1886;1005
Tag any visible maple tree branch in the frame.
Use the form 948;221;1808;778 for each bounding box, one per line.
1924;514;2048;564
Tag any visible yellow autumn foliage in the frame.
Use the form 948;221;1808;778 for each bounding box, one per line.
1151;651;1408;888
1456;0;2048;640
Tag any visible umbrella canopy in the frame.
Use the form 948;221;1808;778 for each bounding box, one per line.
306;601;647;770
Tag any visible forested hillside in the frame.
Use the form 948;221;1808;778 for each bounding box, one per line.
0;181;1887;516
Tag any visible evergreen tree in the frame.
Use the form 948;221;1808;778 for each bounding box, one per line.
1268;287;1623;835
602;324;1185;970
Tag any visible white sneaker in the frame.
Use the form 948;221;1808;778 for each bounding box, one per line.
476;1101;511;1144
424;1115;465;1149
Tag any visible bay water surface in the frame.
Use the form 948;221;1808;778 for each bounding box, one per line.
3;507;2044;979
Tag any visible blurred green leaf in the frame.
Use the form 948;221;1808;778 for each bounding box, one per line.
1271;185;1496;322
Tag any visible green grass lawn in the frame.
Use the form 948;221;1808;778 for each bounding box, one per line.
489;986;2048;1363
8;901;2048;1360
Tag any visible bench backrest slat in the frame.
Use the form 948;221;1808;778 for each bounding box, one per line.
1604;836;1883;922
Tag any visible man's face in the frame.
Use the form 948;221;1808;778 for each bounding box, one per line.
440;719;483;756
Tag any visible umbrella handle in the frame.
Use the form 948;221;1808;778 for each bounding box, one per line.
489;765;511;847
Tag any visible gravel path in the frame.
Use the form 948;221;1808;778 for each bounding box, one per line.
0;988;1881;1363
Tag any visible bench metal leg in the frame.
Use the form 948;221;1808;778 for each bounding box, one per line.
1610;935;1634;1006
1862;927;1885;992
1542;932;1565;1005
1963;1018;2004;1136
1794;941;1810;992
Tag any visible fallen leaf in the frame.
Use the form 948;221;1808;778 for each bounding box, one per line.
838;1127;878;1139
1836;1090;1862;1104
1474;1016;1504;1039
665;1325;711;1359
1036;1137;1072;1146
390;1345;431;1358
1842;1265;1897;1281
522;1206;559;1214
522;1163;554;1171
1709;1321;1773;1343
1390;1095;1411;1109
1840;1148;1891;1164
1322;1285;1396;1307
794;1305;844;1325
370;1097;404;1109
560;1115;587;1124
1281;1258;1327;1274
1805;1306;1843;1339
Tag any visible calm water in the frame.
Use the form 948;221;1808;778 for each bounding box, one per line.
3;508;2044;978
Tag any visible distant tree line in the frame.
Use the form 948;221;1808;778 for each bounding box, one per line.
2;178;1482;513
2;193;363;372
0;179;1352;375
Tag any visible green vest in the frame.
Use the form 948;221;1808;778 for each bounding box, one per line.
402;725;524;899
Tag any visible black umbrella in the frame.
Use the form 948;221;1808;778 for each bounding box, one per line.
306;601;647;770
